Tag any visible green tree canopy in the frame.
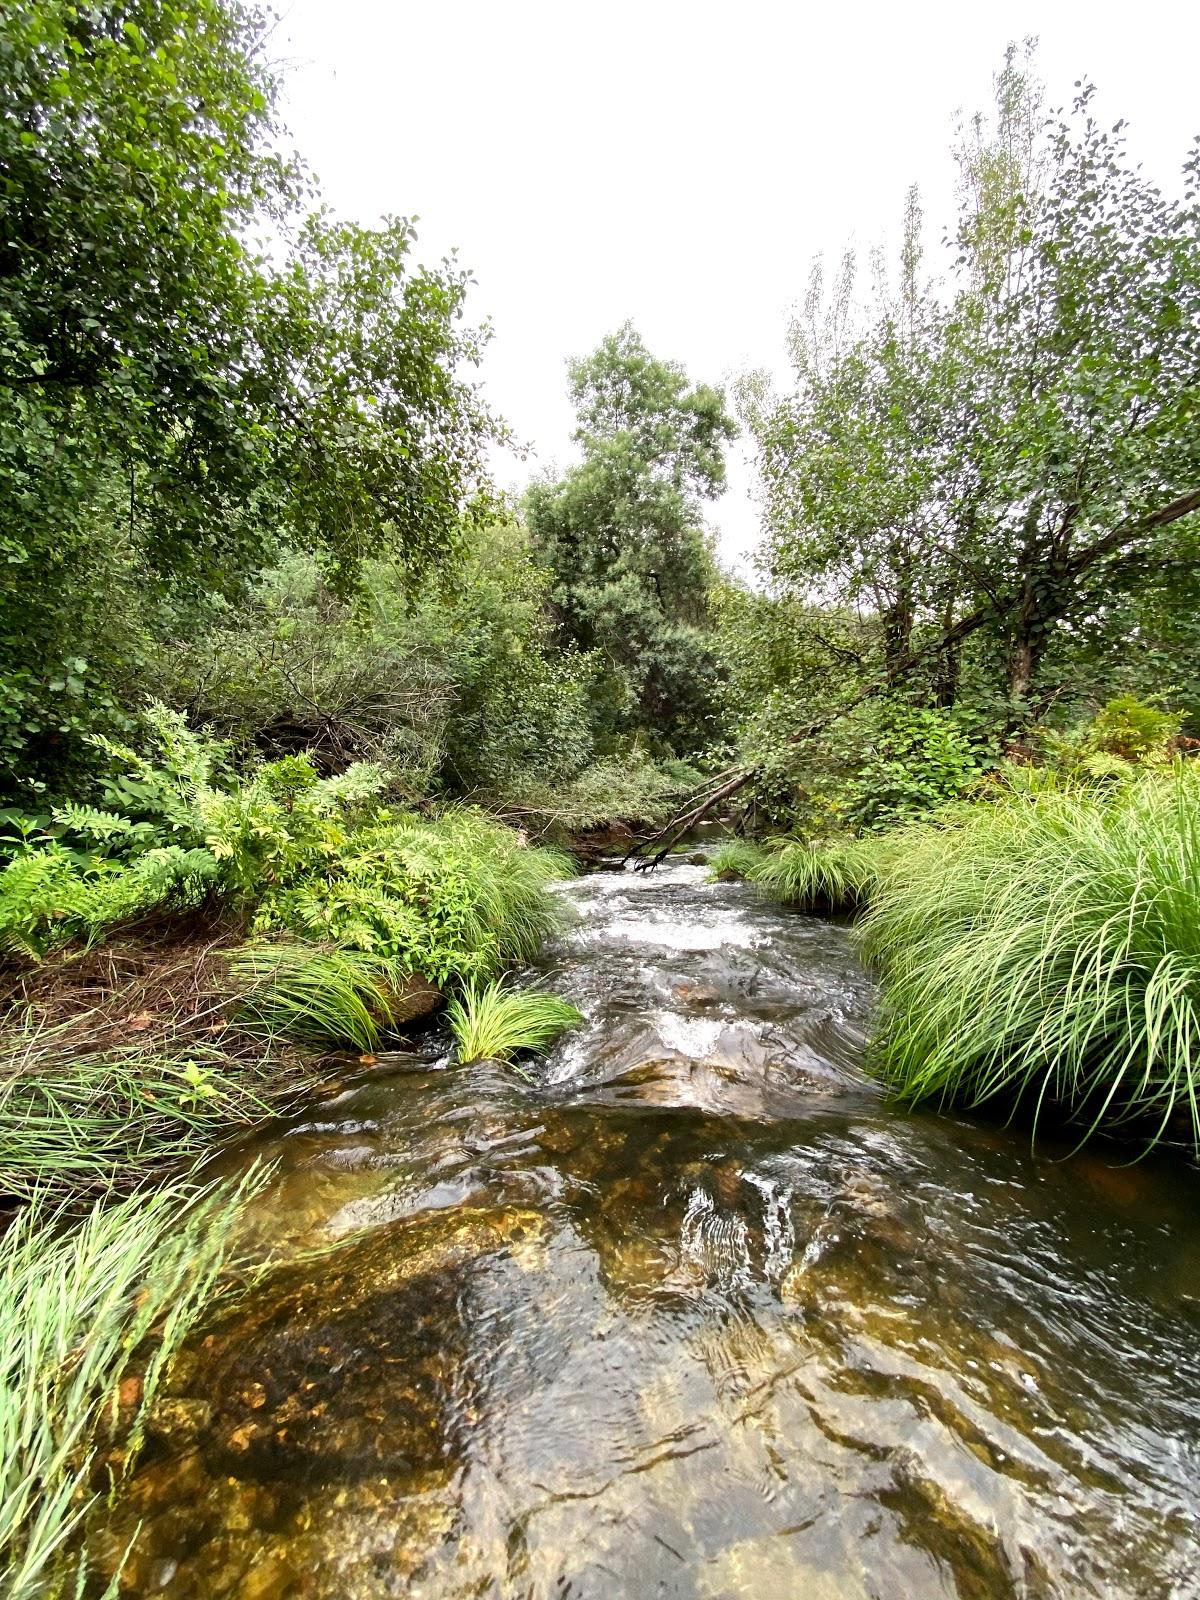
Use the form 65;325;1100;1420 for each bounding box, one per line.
0;0;495;792
526;324;735;751
744;48;1200;726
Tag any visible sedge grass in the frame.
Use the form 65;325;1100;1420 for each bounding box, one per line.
740;834;901;913
0;1176;257;1600
447;980;582;1065
229;941;409;1052
707;840;768;880
862;765;1200;1154
0;1021;313;1203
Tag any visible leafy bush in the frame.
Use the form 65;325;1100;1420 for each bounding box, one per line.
0;842;220;958
504;749;702;836
257;810;573;985
818;700;994;833
146;524;600;803
1038;694;1185;780
447;980;582;1064
862;765;1200;1153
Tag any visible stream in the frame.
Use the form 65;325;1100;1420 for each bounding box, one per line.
97;859;1200;1598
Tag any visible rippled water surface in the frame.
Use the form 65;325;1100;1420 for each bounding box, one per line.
98;861;1200;1598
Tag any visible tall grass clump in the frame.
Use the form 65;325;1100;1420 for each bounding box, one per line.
747;833;900;914
0;1040;281;1203
863;765;1200;1153
447;980;582;1065
0;1178;252;1600
228;941;409;1053
707;839;767;880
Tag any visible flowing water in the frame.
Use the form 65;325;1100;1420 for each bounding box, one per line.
98;860;1200;1599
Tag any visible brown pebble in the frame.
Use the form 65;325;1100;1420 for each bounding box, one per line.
238;1554;300;1600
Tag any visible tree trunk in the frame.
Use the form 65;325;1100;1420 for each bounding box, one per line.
934;596;960;707
1007;566;1049;722
883;588;914;683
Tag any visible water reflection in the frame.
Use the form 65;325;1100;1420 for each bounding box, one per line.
94;862;1200;1598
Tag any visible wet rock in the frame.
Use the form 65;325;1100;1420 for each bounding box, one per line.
237;1552;301;1599
145;1396;213;1448
379;972;442;1026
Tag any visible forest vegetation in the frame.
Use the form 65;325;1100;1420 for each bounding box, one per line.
1;5;1199;1589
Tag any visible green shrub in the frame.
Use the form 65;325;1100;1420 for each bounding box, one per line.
0;843;220;958
1039;694;1184;780
257;809;573;984
823;700;994;833
504;749;701;835
862;765;1200;1153
446;980;582;1064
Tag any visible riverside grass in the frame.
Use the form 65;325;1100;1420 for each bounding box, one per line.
0;1177;256;1600
727;767;1200;1154
0;1040;277;1202
861;767;1200;1152
709;833;897;912
229;942;406;1053
447;979;582;1064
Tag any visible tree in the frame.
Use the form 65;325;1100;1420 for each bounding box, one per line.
525;324;736;751
744;48;1200;729
0;0;495;794
742;193;965;694
953;86;1200;707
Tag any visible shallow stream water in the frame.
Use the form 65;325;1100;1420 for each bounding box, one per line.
98;860;1200;1598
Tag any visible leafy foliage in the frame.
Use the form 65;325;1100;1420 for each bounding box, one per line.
0;0;495;798
526;325;735;752
258;810;573;985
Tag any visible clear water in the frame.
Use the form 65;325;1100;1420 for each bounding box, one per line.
95;861;1200;1598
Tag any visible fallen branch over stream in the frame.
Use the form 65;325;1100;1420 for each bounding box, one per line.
627;486;1200;869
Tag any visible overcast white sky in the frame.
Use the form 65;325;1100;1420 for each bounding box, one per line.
274;0;1200;570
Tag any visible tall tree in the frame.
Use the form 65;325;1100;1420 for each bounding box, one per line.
744;48;1200;726
525;325;736;750
0;0;494;790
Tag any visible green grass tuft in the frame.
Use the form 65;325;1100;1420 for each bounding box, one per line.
862;765;1200;1154
0;1177;255;1600
229;941;407;1053
746;834;898;913
706;840;768;880
447;980;582;1065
